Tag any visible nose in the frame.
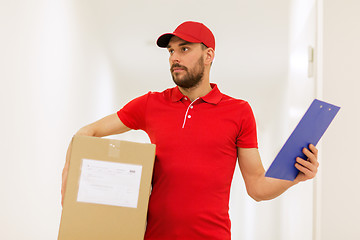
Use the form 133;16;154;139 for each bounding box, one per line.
169;51;180;64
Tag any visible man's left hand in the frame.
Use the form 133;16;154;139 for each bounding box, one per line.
294;144;319;183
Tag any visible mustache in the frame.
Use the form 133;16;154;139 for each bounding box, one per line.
171;63;188;72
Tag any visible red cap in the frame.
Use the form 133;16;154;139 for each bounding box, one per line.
157;21;215;50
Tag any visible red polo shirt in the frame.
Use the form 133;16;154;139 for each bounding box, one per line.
117;84;258;240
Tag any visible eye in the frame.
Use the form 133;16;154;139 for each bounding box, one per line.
182;47;189;52
168;49;174;54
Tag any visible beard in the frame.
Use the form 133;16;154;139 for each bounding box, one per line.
170;56;205;89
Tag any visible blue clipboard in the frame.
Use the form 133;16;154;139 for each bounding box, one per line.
265;99;340;181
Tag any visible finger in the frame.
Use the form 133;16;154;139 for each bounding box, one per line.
309;144;318;158
295;161;316;179
296;157;317;172
302;147;318;165
61;190;65;207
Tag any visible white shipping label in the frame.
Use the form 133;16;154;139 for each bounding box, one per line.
77;159;143;208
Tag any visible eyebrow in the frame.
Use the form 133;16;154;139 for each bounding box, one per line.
166;41;195;49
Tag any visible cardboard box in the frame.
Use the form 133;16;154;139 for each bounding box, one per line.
58;135;155;240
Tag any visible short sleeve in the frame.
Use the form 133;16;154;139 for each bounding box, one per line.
236;102;258;148
117;92;150;130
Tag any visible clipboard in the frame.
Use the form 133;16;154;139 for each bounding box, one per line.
265;99;340;181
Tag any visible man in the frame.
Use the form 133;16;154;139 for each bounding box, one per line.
62;21;319;240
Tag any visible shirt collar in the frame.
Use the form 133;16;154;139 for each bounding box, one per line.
170;86;185;102
201;83;223;105
170;83;223;105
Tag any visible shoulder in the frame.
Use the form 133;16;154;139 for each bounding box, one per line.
146;86;178;102
132;88;171;100
220;93;252;108
217;94;255;121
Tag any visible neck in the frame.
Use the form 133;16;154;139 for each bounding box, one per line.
178;78;212;102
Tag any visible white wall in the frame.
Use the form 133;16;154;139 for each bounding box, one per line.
0;1;318;239
279;1;317;240
0;1;117;239
316;0;360;239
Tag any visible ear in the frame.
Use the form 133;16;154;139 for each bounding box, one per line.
204;48;215;65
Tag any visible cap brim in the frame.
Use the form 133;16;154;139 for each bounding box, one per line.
157;32;202;48
156;33;174;48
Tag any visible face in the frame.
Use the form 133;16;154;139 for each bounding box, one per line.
167;36;206;89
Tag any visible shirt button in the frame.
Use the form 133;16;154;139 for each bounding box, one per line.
184;97;188;100
190;106;193;109
188;115;191;118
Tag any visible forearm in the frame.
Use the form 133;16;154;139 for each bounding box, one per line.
248;174;298;201
238;148;296;201
76;113;131;138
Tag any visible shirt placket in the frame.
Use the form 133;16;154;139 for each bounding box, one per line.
181;97;199;129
